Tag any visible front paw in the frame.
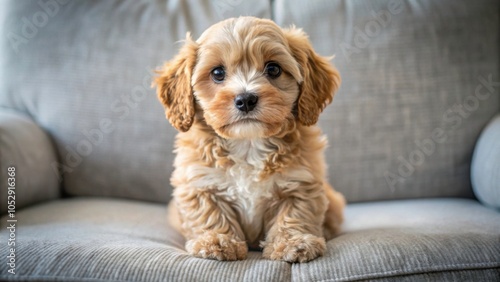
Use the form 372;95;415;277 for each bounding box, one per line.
262;233;326;263
186;231;247;261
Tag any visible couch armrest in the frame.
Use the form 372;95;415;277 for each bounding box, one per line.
471;114;500;210
0;110;60;215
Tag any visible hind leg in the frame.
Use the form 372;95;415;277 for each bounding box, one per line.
323;183;345;240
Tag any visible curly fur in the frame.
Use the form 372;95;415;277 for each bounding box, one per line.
155;17;345;263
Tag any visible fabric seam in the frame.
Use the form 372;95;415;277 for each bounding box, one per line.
313;262;500;282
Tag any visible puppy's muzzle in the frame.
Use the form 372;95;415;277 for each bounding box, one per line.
234;93;258;113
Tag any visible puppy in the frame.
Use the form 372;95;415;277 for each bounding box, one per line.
154;17;345;263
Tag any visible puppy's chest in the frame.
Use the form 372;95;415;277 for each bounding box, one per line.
219;140;279;240
223;140;276;205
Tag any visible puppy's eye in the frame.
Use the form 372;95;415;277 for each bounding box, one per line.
265;62;282;78
211;67;225;83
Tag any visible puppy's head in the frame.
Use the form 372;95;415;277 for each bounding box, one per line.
154;17;340;139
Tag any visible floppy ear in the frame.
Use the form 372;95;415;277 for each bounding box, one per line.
284;28;341;126
154;34;198;132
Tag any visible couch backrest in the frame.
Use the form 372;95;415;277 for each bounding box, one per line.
1;0;498;203
274;0;500;201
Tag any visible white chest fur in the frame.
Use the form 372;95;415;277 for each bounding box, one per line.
223;139;276;243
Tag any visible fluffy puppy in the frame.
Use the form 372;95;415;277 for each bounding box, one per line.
154;16;345;263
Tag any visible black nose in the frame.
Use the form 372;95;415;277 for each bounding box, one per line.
234;93;258;113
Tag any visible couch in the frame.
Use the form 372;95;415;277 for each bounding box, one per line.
1;0;499;281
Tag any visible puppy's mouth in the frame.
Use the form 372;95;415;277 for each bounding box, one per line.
214;115;292;139
220;118;262;129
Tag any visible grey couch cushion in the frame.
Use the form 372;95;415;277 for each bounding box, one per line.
0;0;271;203
274;0;500;202
0;198;291;282
0;110;60;214
295;198;500;281
471;114;500;209
1;198;499;281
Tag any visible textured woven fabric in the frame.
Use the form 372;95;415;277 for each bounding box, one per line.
293;198;500;281
0;198;499;281
0;198;291;282
0;110;60;214
360;270;500;282
0;0;271;203
274;0;500;202
471;114;500;209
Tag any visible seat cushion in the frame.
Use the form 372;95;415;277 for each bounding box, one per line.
0;198;291;282
294;198;500;281
1;198;499;281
